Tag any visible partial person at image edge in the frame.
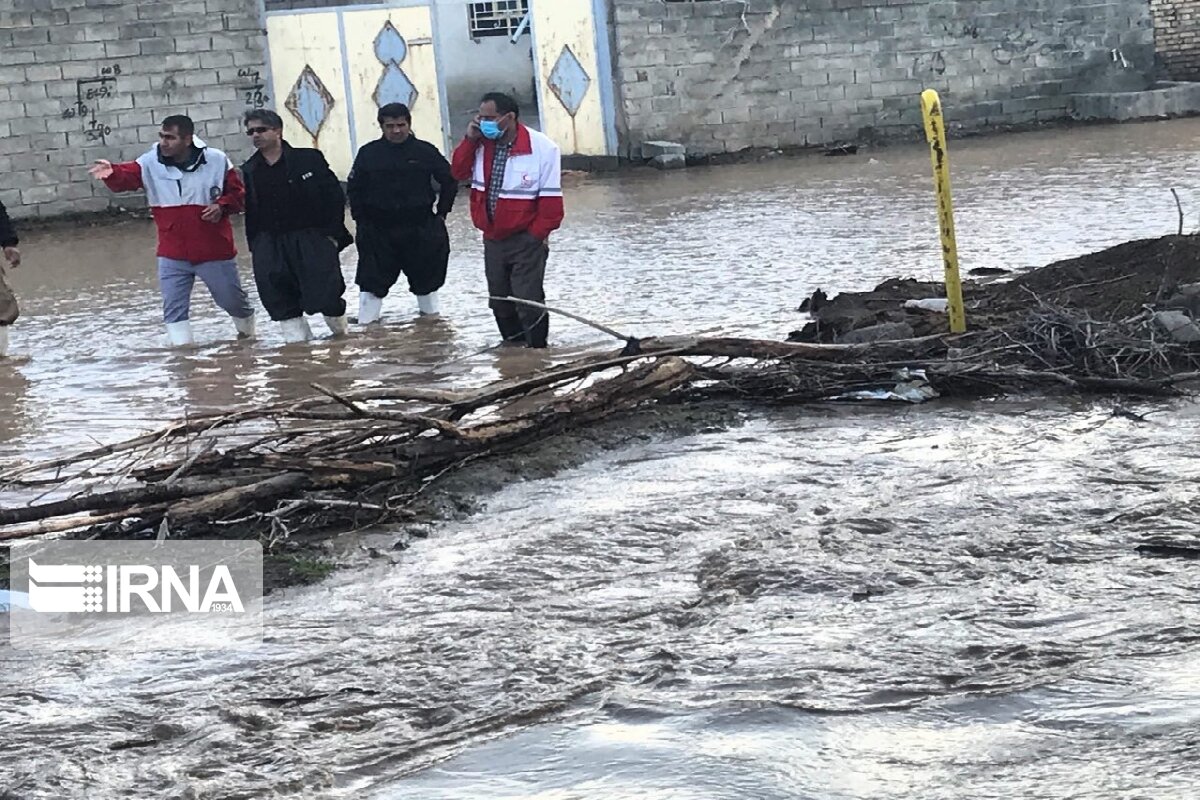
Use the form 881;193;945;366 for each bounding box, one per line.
450;91;563;349
0;199;21;358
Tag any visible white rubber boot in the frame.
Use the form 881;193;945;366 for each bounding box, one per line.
232;314;256;339
279;316;312;343
324;314;349;336
358;292;383;325
165;320;194;346
0;326;9;358
416;291;441;316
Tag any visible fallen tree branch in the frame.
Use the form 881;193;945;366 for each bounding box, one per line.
165;440;216;486
0;504;173;541
490;295;635;345
165;473;313;524
3;307;1199;543
0;476;259;526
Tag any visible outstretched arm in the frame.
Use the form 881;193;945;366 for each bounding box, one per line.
90;159;144;193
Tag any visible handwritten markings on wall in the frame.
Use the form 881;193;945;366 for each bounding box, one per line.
61;64;120;145
238;67;270;110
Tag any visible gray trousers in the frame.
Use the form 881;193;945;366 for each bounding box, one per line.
484;231;549;348
157;257;253;324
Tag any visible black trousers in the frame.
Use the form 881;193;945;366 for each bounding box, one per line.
251;229;346;321
484;231;549;348
355;216;450;298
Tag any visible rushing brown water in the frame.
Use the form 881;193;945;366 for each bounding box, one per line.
4;119;1200;798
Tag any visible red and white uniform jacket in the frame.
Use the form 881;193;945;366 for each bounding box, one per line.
451;124;564;241
102;138;245;264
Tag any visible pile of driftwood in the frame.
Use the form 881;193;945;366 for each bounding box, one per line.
4;298;1200;544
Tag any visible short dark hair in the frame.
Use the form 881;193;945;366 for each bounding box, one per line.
377;103;411;124
160;115;195;137
481;92;519;119
244;109;283;129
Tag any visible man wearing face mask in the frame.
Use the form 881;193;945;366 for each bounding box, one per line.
450;92;563;348
241;109;353;342
347;103;457;324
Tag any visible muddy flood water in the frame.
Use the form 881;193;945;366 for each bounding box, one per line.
4;119;1200;798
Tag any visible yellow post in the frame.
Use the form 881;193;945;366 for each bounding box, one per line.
920;89;967;334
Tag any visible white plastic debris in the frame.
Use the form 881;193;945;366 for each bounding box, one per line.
904;298;950;313
829;369;939;403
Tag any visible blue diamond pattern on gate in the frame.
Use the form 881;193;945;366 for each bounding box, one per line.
285;65;335;140
547;44;591;117
373;21;418;109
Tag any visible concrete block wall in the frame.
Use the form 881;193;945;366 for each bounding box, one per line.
612;0;1157;156
0;0;269;220
1151;0;1200;80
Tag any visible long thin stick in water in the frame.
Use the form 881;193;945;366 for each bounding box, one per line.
311;383;368;417
488;296;633;343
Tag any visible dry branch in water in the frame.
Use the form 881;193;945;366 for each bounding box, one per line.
3;299;1199;544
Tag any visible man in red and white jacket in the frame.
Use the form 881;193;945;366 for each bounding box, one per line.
90;115;255;346
451;92;563;348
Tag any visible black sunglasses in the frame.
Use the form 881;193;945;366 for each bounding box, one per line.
245;126;274;135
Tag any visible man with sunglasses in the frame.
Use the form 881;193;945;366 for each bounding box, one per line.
450;92;563;348
240;110;352;342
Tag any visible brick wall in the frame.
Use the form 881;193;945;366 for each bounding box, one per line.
612;0;1156;156
0;0;269;220
1151;0;1200;80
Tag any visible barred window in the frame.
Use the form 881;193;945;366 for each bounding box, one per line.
468;1;530;38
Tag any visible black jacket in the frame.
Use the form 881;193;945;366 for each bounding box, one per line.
347;135;457;226
0;200;17;248
242;142;352;250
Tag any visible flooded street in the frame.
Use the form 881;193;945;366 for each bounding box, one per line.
7;117;1200;462
5;119;1200;798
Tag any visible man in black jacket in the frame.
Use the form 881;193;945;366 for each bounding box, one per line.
241;110;353;342
0;199;21;358
347;102;456;324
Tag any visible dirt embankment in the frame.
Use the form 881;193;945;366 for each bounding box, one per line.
791;235;1200;342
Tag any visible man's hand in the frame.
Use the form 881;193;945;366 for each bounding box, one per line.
2;247;19;268
200;204;224;223
88;160;113;180
466;117;482;142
